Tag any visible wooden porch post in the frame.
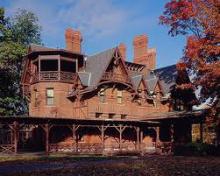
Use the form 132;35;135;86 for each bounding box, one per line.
136;127;140;151
140;129;143;151
45;124;49;155
101;125;105;153
116;125;126;151
170;124;174;143
72;125;80;153
119;125;122;150
156;127;160;144
13;121;19;154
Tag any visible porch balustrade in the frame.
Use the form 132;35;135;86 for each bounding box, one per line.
32;71;77;83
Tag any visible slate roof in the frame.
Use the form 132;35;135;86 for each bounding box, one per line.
28;44;83;56
78;72;91;86
131;75;143;90
85;48;116;88
155;65;177;95
29;44;57;52
81;46;178;95
28;44;178;97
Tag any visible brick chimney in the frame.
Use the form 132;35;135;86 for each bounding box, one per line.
65;28;82;53
133;34;156;70
118;43;126;60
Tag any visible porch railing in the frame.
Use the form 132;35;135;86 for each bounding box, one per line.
32;71;77;83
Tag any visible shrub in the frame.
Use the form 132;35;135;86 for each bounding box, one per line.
174;142;220;156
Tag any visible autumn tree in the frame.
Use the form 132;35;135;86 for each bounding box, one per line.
160;0;220;143
0;8;42;115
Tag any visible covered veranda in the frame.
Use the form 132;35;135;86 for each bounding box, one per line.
0;110;204;155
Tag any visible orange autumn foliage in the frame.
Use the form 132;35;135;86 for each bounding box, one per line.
160;0;220;98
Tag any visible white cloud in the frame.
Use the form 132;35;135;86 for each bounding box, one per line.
6;0;130;39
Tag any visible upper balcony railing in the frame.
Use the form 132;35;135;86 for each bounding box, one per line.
102;72;131;84
32;71;77;83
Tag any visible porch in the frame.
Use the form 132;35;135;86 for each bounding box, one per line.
0;111;204;155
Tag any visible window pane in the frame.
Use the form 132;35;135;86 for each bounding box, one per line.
100;95;105;103
117;90;122;103
47;89;54;97
117;90;122;97
100;88;105;95
117;97;121;104
47;97;54;105
99;88;105;102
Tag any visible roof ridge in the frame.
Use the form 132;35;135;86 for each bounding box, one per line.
88;47;116;59
154;64;176;71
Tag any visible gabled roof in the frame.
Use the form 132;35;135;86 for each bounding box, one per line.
78;72;91;86
144;70;158;93
146;77;159;93
27;44;84;57
131;75;143;90
85;47;116;87
155;65;177;95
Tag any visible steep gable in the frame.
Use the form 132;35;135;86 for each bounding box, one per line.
85;48;115;87
85;47;133;89
102;48;131;85
155;65;177;95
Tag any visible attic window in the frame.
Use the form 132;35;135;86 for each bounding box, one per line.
117;90;123;104
98;88;106;103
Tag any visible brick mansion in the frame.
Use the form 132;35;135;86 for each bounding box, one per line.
0;28;204;154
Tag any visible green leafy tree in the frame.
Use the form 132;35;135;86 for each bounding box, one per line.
0;8;42;116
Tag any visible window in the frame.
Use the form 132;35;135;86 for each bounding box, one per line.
117;90;123;104
98;88;106;103
46;88;54;105
174;99;185;111
95;113;102;118
109;113;115;119
121;114;127;119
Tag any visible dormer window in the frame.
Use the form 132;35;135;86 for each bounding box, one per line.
98;88;106;103
117;90;123;104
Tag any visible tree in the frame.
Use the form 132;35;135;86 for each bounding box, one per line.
160;0;220;143
0;8;42;116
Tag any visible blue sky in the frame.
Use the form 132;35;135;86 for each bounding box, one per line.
0;0;186;68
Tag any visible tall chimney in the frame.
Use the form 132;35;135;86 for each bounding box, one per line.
65;28;82;53
118;43;126;60
133;34;156;70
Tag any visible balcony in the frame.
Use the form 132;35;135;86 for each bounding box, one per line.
102;72;131;84
32;71;77;83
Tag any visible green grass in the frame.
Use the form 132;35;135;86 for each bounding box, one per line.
0;153;128;163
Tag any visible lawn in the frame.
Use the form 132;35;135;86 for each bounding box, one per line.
0;154;220;176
